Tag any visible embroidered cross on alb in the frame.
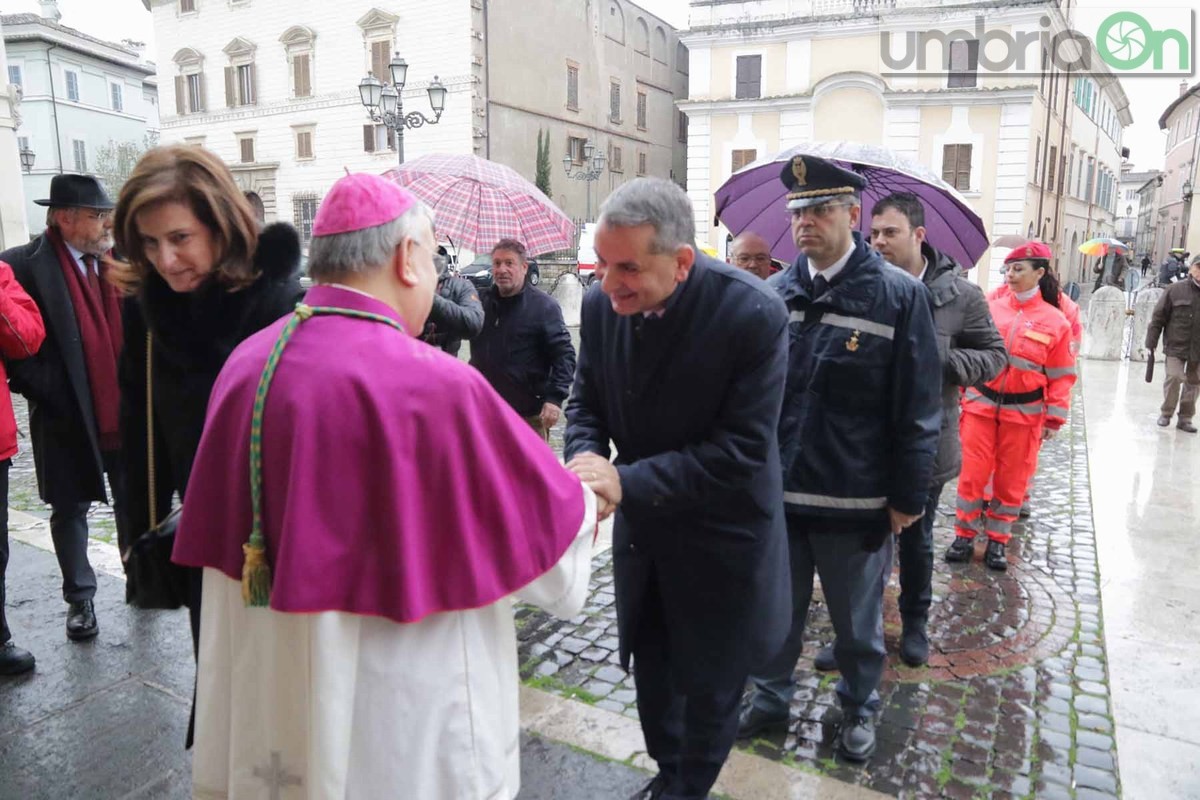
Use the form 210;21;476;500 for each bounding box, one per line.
253;751;302;800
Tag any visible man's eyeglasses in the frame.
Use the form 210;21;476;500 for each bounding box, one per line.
81;210;113;222
733;254;772;266
790;202;852;221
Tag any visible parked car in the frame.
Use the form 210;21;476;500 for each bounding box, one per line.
577;223;597;285
460;253;541;290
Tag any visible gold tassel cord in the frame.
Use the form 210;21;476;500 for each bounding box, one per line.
242;542;272;607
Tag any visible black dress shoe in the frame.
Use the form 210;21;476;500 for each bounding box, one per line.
628;773;666;800
813;643;838;671
944;536;974;563
1178;420;1198;433
899;618;929;667
838;715;876;762
735;702;788;739
1157;415;1172;427
984;540;1007;571
66;600;98;641
0;642;35;675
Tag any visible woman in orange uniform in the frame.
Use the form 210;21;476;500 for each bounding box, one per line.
946;242;1076;570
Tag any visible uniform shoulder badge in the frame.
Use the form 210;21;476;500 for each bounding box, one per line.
791;156;807;186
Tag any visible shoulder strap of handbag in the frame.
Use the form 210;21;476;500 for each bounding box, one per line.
146;330;158;529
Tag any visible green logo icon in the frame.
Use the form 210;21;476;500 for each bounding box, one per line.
1096;11;1190;71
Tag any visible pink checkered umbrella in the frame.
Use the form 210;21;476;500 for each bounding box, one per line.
382;154;575;255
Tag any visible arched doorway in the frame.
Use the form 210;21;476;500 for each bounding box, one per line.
245;191;266;224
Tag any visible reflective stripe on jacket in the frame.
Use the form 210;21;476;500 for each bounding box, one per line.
965;290;1076;429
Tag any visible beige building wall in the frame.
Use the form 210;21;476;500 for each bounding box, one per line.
486;0;688;231
1157;86;1199;259
681;1;1128;292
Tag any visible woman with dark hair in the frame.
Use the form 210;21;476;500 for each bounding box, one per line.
946;242;1075;571
111;144;302;743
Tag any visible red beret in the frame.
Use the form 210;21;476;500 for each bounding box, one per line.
1004;242;1052;262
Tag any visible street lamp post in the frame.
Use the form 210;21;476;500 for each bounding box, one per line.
563;140;606;221
18;145;35;174
358;54;447;165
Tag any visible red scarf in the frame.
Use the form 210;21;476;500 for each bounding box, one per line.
48;226;123;451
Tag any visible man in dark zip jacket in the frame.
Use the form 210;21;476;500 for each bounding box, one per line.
420;253;483;357
736;157;941;763
470;239;575;440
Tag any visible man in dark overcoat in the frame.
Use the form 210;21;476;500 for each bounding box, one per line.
1;174;126;642
564;178;791;800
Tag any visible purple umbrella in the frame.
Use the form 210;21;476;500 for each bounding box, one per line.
714;142;990;269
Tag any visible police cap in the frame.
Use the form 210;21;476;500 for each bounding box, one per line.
779;155;867;210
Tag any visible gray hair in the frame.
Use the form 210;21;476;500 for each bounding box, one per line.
598;178;695;254
307;201;433;281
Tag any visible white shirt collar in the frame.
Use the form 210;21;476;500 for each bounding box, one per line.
917;256;929;283
808;241;856;285
64;241;91;275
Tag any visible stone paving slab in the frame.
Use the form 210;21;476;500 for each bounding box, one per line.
516;385;1124;799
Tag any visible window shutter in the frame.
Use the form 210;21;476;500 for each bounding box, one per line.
749;56;761;97
225;66;235;107
736;56;762;99
295;54;311;98
248;63;257;104
942;145;957;184
567;66;578;110
240;138;254;163
363;124;375;153
372;41;390;82
175;76;185;114
298;131;312;159
197;73;206;111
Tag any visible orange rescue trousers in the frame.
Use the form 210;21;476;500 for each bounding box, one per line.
955;412;1043;545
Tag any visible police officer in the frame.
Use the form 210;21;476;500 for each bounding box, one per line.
736;155;941;762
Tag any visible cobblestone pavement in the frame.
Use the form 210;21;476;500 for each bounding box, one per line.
9;396;120;543
516;385;1122;799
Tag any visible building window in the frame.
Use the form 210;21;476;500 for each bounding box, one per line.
17;136;29;153
370;39;392;83
731;148;757;172
280;25;316;100
180;0;195;12
947;40;978;88
295;127;314;160
610;145;623;172
1034;137;1042;183
7;65;21;90
567;136;586;165
677;110;688;144
223;38;257;107
636;91;647;130
65;70;79;101
184;135;205;147
735;55;761;100
293;194;319;245
1047;145;1057;190
566;64;579;111
942;144;971;191
1085;157;1095;202
238;134;255;164
72;140;87;172
111;83;123;112
637;151;647;176
173;47;206;115
610;81;621;123
363;123;395;153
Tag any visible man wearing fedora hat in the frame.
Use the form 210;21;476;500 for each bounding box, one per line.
1;173;127;642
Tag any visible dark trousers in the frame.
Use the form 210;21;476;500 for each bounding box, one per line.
0;459;11;644
748;517;893;719
48;450;125;604
633;570;744;800
896;483;944;622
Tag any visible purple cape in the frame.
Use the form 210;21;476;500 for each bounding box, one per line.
172;285;585;623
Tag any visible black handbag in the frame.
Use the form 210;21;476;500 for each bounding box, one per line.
122;331;188;610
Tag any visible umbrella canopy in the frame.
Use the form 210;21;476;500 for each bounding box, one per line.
383;154;574;255
714;142;990;268
1078;237;1130;257
991;233;1031;249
